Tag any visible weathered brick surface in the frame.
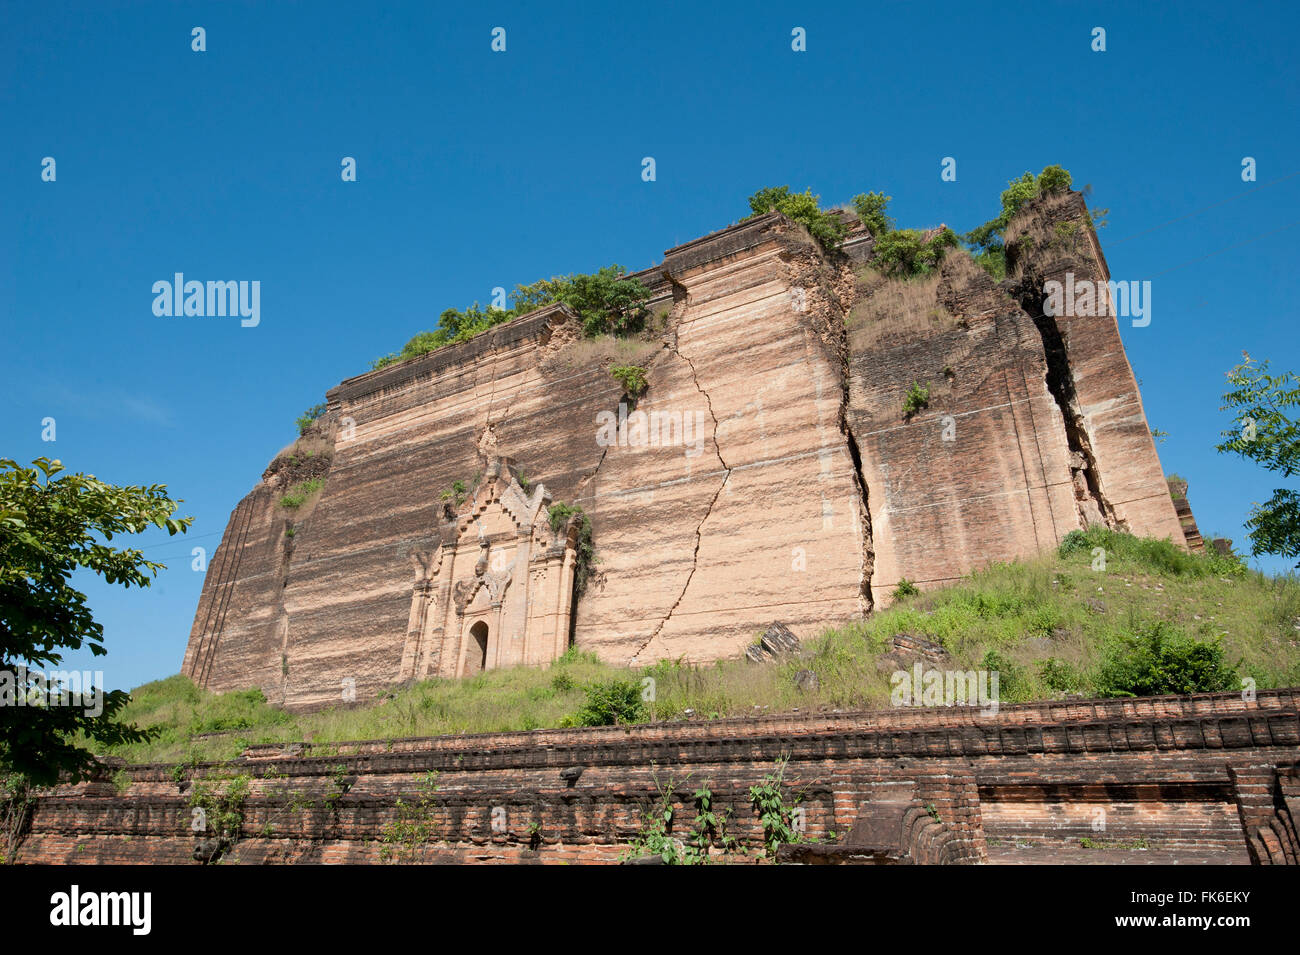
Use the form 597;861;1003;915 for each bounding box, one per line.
20;690;1298;864
181;192;1186;705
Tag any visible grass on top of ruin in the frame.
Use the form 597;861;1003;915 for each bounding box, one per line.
97;527;1300;766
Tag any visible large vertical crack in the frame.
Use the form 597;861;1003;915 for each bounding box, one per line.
1014;278;1119;530
842;405;875;615
628;280;732;664
796;248;876;617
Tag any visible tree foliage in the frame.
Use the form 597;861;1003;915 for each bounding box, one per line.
965;164;1074;255
849;191;895;239
873;227;960;278
1094;622;1238;697
1216;352;1300;565
371;266;651;369
295;403;326;435
746;185;848;249
0;458;192;786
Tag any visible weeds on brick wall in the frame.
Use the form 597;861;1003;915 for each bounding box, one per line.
748;756;807;862
0;773;34;865
1080;836;1149;850
111;767;132;795
279;477;324;508
547;501;597;596
623;777;738;864
188;772;250;863
624;778;686;864
378;771;439;864
746;186;848;250
370;267;651;370
609;364;648;403
965;164;1079;279
902;382;930;418
440;479;469;512
295;403;326;436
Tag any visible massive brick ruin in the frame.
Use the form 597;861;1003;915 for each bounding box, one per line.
182;191;1191;708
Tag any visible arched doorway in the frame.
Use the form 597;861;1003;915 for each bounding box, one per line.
465;620;489;676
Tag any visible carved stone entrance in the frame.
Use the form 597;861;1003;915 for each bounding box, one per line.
399;456;582;680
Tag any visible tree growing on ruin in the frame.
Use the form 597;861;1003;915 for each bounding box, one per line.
0;457;191;786
746;186;848;250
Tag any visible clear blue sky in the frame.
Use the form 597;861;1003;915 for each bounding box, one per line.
3;1;1297;691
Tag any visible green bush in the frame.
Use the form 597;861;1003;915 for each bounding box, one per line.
370;266;650;370
981;649;1033;704
1038;657;1085;694
548;502;597;596
1093;622;1238;697
965;164;1076;256
973;247;1007;281
873;227;959;278
279;477;324;508
850;191;895;238
567;679;645;726
902;382;930;418
610;365;648;399
891;578;920;600
746;186;848;250
295;404;326;435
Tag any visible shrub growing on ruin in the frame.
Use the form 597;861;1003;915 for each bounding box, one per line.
873;227;960;278
378;771;440;864
902;382;930;418
566;678;645;727
891;578;920;600
965;164;1076;270
295;403;327;435
188;771;251;863
609;364;647;400
748;756;809;861
850;191;896;239
1038;657;1085;694
279;477;324;509
370;267;651;370
548;502;596;596
1093;622;1238;698
746;186;848;250
980;649;1033;704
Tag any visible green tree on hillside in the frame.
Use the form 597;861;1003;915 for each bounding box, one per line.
1216;352;1300;566
0;458;191;786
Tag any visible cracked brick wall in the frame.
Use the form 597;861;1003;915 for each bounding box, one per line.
20;690;1297;865
183;195;1188;705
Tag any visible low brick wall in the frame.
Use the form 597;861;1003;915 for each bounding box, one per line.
17;690;1300;864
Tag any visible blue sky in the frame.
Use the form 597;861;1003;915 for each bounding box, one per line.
2;0;1297;691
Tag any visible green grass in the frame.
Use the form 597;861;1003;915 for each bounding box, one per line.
279;477;324;508
96;529;1300;765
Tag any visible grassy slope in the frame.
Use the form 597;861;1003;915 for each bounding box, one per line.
102;528;1300;765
